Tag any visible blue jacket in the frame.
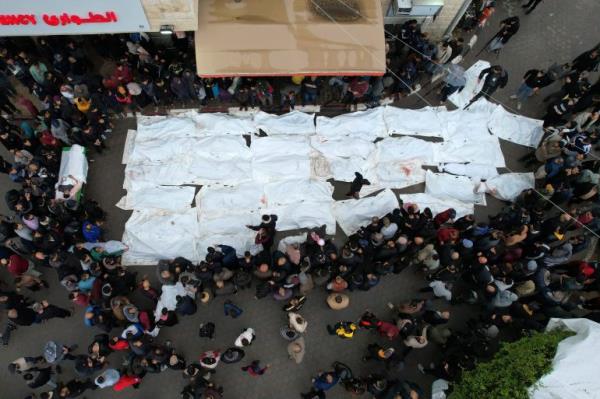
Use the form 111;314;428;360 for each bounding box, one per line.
313;373;339;391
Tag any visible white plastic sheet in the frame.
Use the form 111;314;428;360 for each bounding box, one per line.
116;183;196;211
376;136;438;166
266;202;336;235
129;135;251;165
448;60;490;108
58;144;88;183
264;179;334;206
136;115;196;141
482;172;535;202
122;208;200;265
529;318;600;399
425;171;485;205
332;189;399;235
122;129;137;164
251;136;312;182
372;158;426;189
437;101;506;168
310;136;375;159
125;159;252;187
196;183;265;214
316;107;387;140
189;111;257;136
310;135;375;182
384;106;446;138
254;110;315;135
399;193;474;219
488;104;545;148
438;163;499;181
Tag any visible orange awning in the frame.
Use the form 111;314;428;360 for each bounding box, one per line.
194;0;386;77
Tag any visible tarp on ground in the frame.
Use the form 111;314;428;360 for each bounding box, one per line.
196;183;265;214
254;111;315;136
128;135;251;165
437;100;506;168
375;136;438;166
189;111;257;136
267;201;336;235
136;115;196;141
310;135;375;182
58;144;88;183
448;60;490;109
399;193;474;219
124;158;253;187
316;107;387;140
438;162;499;181
122;129;137;164
251;135;312;182
370;158;426;189
488;104;545;148
332;189;399;235
425;170;486;205
483;172;535;202
264;179;334;206
529;318;600;399
116;183;196;211
121;208;200;265
384;106;446;138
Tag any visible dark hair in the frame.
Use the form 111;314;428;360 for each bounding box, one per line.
241;338;249;346
97;376;105;383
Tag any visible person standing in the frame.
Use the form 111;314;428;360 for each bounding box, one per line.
439;64;466;103
510;69;552;109
346;172;371;199
464;65;508;109
485;17;520;54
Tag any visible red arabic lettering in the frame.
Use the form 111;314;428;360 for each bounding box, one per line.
40;11;119;26
0;14;37;26
42;14;59;26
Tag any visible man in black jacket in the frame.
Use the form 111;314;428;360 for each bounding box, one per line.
510;69;552;109
464;65;508;109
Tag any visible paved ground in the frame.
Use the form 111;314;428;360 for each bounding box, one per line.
1;1;599;398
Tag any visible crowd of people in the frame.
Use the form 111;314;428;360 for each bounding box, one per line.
0;14;479;121
1;5;600;399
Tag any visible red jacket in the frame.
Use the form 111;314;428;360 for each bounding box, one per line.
8;254;29;277
437;227;459;244
113;66;132;84
113;375;141;391
109;339;129;351
377;321;400;340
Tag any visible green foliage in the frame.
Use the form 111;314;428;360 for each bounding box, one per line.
449;329;575;399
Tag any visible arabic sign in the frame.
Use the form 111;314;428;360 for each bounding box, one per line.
0;0;150;36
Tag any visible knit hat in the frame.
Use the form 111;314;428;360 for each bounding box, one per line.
462;239;474;248
526;260;538;272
